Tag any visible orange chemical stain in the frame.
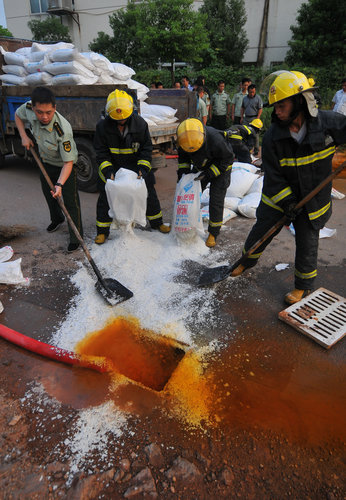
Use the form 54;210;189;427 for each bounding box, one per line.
75;316;186;392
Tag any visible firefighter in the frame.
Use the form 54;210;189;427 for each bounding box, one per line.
225;118;263;163
231;70;346;304
94;89;170;244
176;118;234;247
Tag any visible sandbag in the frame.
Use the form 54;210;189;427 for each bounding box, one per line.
48;48;95;71
25;72;53;86
111;62;135;81
201;206;237;223
81;52;114;74
224;196;241;211
172;174;204;242
227;164;259;198
237;192;261;218
43;60;95;78
246;175;263;194
51;73;98;85
0;74;26;85
0;258;28;285
105;168;148;227
0;246;14;263
24;61;45;74
31;42;74;53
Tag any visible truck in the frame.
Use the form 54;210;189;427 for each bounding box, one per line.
0;37;197;192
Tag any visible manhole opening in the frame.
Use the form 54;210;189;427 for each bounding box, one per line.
75;317;187;391
278;288;346;349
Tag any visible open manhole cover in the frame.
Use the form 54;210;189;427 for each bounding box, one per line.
278;288;346;349
75;317;188;391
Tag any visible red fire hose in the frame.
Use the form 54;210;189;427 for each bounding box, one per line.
0;324;110;373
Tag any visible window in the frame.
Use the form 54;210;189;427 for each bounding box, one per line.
30;0;49;14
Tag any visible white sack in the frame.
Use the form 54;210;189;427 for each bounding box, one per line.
15;46;31;56
2;51;28;66
237;192;261;218
0;74;26;85
81;52;114;74
43;60;95;78
200;187;210;205
28;51;46;62
126;79;149;94
31;42;74;53
2;65;28;77
105;168;148;227
24;61;45;74
0;258;27;285
0;246;14;263
172;174;204;242
143;117;157;127
51;73;98;85
232;161;261;174
141;101;177;120
111;62;135;81
26;72;53;86
246;175;263;194
227;164;259;198
224;196;241;211
201;206;237;223
48;48;95;71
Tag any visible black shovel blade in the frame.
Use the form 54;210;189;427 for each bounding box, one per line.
198;264;233;286
95;278;133;306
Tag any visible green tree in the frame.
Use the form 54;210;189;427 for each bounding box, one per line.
89;0;209;83
28;17;72;43
201;0;248;67
285;0;345;66
0;26;13;37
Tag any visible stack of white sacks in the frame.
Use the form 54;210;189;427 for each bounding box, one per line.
0;41;150;100
201;162;263;221
0;42;179;126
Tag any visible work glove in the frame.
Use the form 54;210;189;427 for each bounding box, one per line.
138;167;149;180
104;167;115;181
194;170;211;183
281;198;301;221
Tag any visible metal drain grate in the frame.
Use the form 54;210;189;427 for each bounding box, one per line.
278;288;346;349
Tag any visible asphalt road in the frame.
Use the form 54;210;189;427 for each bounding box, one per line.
0;156;345;499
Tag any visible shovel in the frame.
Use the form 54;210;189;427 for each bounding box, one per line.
198;160;346;286
30;147;133;305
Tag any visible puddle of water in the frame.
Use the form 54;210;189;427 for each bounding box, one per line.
74;316;186;391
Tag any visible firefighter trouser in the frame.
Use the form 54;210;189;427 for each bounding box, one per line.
96;170;163;234
40;162;83;245
231;143;252;164
240;202;319;290
201;171;231;237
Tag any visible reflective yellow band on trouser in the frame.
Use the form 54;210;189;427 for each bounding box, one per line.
261;194;284;212
96;220;112;228
99;161;112;182
147;211;162;221
243;125;252;135
243;247;262;259
138;159;151;170
271;186;293;204
210;164;220;177
295;269;317;280
209;220;223;227
308;202;330;220
279;146;335;167
109;147;134;154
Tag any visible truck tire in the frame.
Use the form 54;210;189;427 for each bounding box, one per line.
74;137;98;192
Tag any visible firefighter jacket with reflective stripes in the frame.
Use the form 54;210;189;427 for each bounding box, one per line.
261;110;346;230
225;124;256;150
94;114;152;182
178;126;234;180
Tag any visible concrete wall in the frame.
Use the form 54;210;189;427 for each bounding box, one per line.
4;0;303;66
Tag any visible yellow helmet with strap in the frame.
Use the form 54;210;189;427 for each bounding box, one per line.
249;118;263;130
176;118;205;153
267;70;315;105
106;89;133;120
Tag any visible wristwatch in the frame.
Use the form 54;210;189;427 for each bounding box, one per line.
55;182;63;187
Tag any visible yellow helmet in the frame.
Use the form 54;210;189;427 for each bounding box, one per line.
106;89;133;120
176;118;205;153
267;70;315;105
250;118;263;130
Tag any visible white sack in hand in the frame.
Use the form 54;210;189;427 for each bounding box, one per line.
172;174;204;242
0;258;28;285
105;168;148;227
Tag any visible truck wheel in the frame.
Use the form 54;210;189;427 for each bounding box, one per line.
74;137;98;192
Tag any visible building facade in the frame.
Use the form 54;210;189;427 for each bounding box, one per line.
3;0;303;66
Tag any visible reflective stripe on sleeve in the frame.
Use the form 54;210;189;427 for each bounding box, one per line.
261;193;284;212
99;161;112;182
279;146;335;167
138;159;152;170
308;202;331;220
271;186;293;204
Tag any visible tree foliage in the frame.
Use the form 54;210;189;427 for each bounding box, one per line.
201;0;248;67
285;0;346;66
89;0;209;75
28;17;72;43
0;26;13;37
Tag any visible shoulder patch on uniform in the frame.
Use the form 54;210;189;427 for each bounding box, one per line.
63;141;71;152
53;121;64;137
26;102;32;109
